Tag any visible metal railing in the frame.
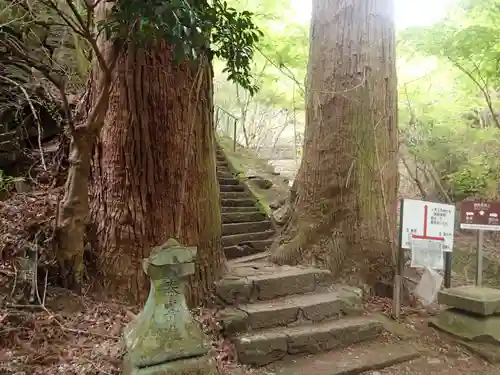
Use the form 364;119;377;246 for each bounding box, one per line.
214;105;239;151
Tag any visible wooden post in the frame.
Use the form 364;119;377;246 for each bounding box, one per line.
215;107;220;130
393;198;405;319
476;230;484;286
233;118;237;151
444;252;452;288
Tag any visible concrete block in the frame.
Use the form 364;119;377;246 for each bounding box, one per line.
438;286;500;316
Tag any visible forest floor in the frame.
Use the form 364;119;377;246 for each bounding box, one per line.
1;140;500;374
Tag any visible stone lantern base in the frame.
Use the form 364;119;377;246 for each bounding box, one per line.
123;355;219;375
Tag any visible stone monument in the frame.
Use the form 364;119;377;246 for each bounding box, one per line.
123;239;218;375
431;285;500;362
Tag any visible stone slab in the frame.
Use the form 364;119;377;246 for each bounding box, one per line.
430;308;500;343
438;286;500;316
215;263;332;305
222;220;273;236
123;355;218;375
218;290;363;334
221;230;275;247
266;341;420;375
233;317;383;366
460;340;500;363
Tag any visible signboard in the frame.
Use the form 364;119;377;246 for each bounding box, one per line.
460;201;500;231
410;235;445;269
400;199;456;251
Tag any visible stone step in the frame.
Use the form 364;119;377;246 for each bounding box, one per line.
220;184;245;193
228;252;269;265
222;230;275;247
217;161;229;167
218;289;363;334
222;206;262;213
216;263;331;305
217;173;234;179
218;178;240;185
220;191;252;200
224;239;274;259
267;340;420;375
221;198;256;207
233;317;384;366
222;221;273;236
222;211;267;223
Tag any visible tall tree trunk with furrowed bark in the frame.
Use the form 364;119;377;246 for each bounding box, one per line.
89;43;225;306
270;0;399;288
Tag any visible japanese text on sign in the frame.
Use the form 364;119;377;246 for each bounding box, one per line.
460;201;500;231
400;199;456;252
410;236;444;270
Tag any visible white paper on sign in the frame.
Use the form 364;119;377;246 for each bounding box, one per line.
410;237;444;270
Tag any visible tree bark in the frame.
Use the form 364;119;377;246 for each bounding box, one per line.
270;0;399;288
56;6;118;289
89;43;225;306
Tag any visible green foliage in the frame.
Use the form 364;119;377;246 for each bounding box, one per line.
398;0;500;201
0;169;23;192
213;0;308;148
104;0;264;94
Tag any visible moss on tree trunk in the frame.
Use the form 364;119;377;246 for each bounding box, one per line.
89;43;225;305
270;0;399;288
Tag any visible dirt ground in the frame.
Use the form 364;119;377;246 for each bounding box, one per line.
361;298;498;375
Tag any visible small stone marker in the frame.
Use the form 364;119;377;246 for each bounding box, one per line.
438;286;500;316
123;238;218;375
432;286;500;346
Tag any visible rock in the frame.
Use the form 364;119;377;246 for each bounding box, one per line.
270;198;286;210
14;180;30;193
427;357;441;365
248;176;273;189
430;308;500;343
246;169;259;178
273;203;291;226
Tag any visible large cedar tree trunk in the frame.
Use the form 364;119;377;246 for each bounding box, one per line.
270;0;399;288
89;43;224;305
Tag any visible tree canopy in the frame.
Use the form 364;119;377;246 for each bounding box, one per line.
212;0;500;201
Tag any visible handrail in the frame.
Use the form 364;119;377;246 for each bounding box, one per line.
214;105;239;151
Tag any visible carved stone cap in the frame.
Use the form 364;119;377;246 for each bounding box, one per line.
143;238;197;280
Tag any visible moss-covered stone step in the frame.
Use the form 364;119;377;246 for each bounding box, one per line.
266;340;420;375
222;211;267;223
221;191;252;199
233;317;383;366
217;161;230;168
218;177;240;185
222;230;275;247
222;206;261;213
218;290;363;334
216;263;331;305
222;221;273;236
217;172;234;179
224;240;273;259
221;198;256;207
220;184;245;193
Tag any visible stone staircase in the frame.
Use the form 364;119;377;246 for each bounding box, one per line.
215;260;421;374
217;146;276;260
